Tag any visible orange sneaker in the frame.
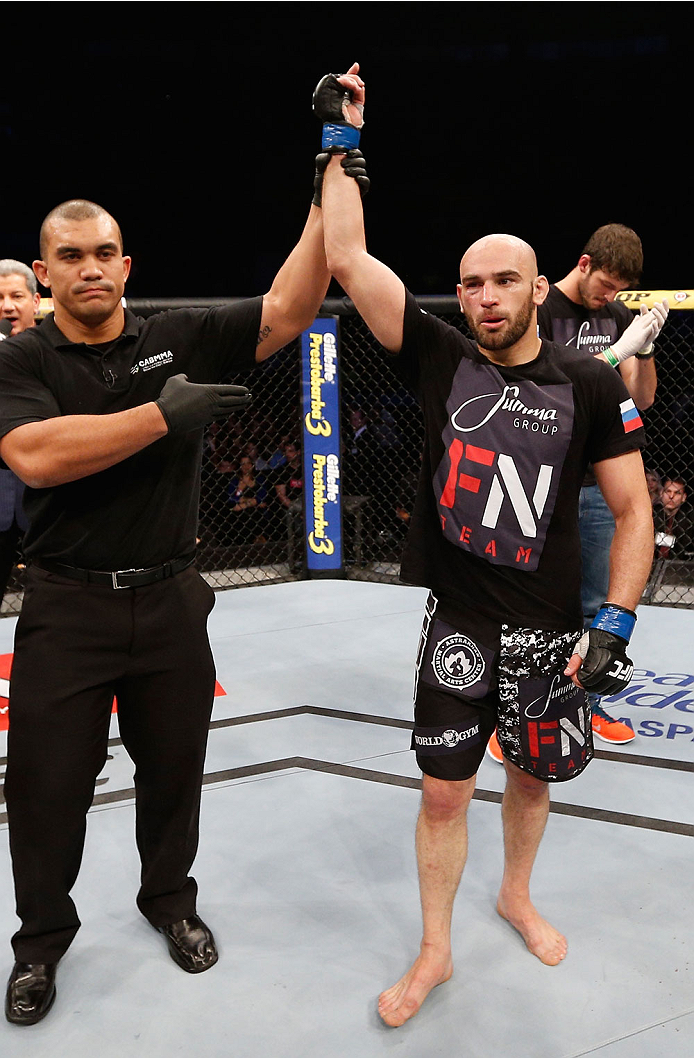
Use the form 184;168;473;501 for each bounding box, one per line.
486;728;504;763
591;704;636;744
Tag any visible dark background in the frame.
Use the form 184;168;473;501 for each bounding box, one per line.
2;5;691;299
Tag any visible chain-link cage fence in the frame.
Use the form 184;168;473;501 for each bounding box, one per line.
638;309;694;608
197;337;303;590
1;297;692;616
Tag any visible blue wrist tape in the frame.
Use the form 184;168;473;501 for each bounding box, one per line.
591;604;637;642
322;123;361;150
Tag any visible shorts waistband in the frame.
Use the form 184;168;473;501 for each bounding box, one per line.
31;554;196;590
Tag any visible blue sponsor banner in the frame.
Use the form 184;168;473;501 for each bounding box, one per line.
300;317;343;575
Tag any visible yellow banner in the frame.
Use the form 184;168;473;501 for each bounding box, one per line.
615;290;694;310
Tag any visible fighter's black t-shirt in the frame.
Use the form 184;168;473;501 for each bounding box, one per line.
537;285;635;487
393;291;645;631
537;284;633;355
0;300;261;569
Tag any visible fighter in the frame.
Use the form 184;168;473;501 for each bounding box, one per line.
315;64;655;1027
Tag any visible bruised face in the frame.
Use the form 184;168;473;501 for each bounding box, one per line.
457;235;547;353
33;214;131;328
0;273;40;335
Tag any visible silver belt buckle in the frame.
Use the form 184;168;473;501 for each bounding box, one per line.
112;567;140;589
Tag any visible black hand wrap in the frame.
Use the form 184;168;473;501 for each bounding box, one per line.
156;373;252;434
575;628;635;696
313;149;370;207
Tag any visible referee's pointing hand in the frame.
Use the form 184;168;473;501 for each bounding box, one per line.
155;373;252;433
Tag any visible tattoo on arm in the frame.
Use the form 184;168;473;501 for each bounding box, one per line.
257;325;272;346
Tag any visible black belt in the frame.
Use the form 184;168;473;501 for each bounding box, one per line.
32;554;196;590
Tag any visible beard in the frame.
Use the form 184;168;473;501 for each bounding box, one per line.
577;274;603;310
466;290;535;351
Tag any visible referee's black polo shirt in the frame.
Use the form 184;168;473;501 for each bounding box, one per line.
0;299;262;570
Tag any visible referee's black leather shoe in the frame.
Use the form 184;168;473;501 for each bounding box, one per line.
158;915;218;973
5;961;57;1025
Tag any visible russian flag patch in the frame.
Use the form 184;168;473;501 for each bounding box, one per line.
620;398;643;433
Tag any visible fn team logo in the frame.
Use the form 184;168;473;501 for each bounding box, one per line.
434;360;575;571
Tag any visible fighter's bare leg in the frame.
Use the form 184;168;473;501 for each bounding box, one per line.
496;760;567;965
379;773;476;1027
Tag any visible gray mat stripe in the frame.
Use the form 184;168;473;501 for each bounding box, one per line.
2;756;693;837
0;706;690;769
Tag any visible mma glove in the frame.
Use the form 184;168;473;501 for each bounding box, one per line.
313;149;370;206
155;373;251;434
604;299;669;366
313;71;364;148
574;604;636;696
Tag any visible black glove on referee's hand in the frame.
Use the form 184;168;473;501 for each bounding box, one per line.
313;149;370;206
155;373;252;434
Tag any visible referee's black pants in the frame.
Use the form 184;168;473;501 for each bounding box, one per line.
3;564;217;964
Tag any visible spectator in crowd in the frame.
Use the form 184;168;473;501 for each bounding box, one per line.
228;454;268;543
274;442;302;510
244;441;270;473
343;407;381;497
368;401;402;452
645;468;663;507
654;476;693;558
0;261;41;603
262;434;291;475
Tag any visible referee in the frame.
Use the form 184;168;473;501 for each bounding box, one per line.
0;196;329;1025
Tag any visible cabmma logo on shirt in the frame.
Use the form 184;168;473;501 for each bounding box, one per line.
130;350;174;375
433;361;574;571
0;653;226;732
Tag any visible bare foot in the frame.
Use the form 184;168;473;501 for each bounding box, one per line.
496;894;567;965
378;948;453;1027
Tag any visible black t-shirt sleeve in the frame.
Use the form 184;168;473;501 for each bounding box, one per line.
587;360;646;464
0;340;61;442
393;289;470;396
154;296;263;383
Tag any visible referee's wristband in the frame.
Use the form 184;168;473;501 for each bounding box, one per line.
322;123;361;150
603;349;620;369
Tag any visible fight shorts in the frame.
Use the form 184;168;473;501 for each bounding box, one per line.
410;594;593;783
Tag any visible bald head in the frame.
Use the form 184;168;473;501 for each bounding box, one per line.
460;233;538;283
39;200;123;260
457;233;548;362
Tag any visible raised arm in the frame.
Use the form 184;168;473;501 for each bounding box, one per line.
318;64;406;354
255;204;331;362
323;156;405;353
